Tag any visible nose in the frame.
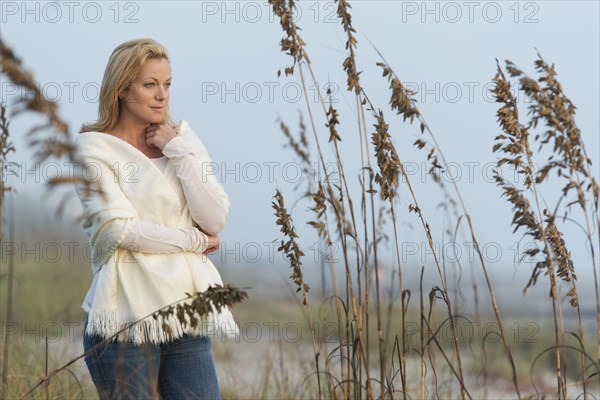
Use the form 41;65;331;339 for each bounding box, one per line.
156;85;168;101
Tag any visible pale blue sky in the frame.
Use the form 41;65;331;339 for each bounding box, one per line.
1;1;599;305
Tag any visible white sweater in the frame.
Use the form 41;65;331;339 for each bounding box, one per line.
74;119;239;344
81;136;224;313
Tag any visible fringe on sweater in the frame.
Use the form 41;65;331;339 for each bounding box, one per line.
85;302;240;346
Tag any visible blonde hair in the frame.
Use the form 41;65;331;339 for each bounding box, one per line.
79;38;176;133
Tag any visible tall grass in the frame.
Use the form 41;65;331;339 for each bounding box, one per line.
1;36;97;398
0;102;17;400
269;1;599;399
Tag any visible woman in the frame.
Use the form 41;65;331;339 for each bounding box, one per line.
73;38;238;399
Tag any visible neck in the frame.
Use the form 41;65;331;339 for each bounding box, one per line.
111;117;153;146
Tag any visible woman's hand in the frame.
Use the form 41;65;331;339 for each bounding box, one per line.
145;123;177;150
203;234;221;254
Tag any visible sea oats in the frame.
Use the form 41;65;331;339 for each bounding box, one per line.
0;38;93;219
371;109;400;201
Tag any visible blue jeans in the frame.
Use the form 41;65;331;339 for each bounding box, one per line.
82;316;222;399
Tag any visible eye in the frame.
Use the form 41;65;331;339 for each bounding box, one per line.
165;82;172;88
144;82;154;88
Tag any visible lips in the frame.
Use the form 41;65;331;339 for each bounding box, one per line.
151;106;164;112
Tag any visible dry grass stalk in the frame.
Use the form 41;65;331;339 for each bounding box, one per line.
491;58;569;399
507;52;600;363
0;37;95;220
273;189;311;301
329;2;397;396
0;102;16;400
371;109;408;398
308;182;349;390
494;53;600;399
0;39;68;136
154;284;249;342
336;0;361;96
372;110;400;202
279;115;310;167
308;182;332;248
331;3;386;395
272;189;324;398
278;115;334;301
270;0;309;77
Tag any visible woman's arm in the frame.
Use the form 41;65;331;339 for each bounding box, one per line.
162;135;229;235
119;220;210;254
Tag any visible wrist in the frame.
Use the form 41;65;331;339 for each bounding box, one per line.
162;136;194;159
189;227;209;254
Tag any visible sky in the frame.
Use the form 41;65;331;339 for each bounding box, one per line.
1;1;599;308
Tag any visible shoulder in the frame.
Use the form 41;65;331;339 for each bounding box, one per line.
73;132;122;167
74;131;113;148
74;131;99;143
74;132;106;155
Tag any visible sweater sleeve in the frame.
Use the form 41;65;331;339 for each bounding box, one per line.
119;220;210;254
162;134;230;235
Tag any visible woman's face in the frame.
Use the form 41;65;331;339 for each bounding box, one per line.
120;57;171;125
